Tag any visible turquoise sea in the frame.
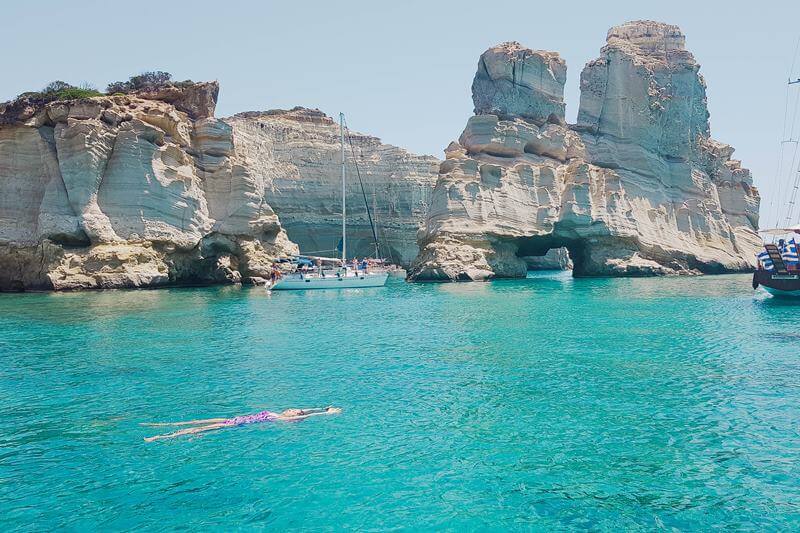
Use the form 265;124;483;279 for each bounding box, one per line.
1;272;799;530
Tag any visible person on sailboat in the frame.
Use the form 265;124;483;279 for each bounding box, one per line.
269;266;282;285
142;406;342;442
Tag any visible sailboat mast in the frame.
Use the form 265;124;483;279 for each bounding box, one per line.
372;190;379;259
340;112;346;263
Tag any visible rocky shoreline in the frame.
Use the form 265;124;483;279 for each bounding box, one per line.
0;20;760;291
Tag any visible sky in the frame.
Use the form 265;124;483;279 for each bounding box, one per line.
3;0;799;226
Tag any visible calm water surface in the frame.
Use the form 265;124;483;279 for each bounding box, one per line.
1;273;799;530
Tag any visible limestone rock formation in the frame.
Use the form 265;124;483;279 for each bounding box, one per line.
226;108;439;266
410;22;760;281
523;247;572;271
473;43;567;124
137;81;219;119
0;83;297;291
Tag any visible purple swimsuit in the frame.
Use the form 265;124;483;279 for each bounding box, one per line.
224;410;280;426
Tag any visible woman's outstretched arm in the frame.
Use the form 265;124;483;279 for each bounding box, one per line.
298;407;331;415
280;407;342;421
140;417;229;427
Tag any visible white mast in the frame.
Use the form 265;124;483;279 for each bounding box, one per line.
340;112;346;263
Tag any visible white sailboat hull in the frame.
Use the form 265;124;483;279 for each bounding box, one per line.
270;271;388;290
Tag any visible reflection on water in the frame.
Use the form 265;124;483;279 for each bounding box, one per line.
1;273;799;529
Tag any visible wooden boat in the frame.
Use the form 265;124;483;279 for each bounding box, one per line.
753;242;800;297
755;72;800;297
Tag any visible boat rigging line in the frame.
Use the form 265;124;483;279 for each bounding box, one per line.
776;35;800;227
782;87;800;225
342;115;382;260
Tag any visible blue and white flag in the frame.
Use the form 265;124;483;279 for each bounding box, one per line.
782;239;799;266
757;250;774;271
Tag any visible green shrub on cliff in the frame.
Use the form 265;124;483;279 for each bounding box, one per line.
5;72;192;110
106;71;173;94
15;81;102;103
51;86;103;100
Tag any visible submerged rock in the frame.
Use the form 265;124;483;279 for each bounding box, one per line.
410;21;760;281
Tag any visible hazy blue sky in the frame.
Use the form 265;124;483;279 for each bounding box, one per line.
3;0;799;224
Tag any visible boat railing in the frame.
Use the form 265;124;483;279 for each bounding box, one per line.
282;267;388;279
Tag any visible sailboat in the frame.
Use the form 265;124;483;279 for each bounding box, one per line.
270;113;389;290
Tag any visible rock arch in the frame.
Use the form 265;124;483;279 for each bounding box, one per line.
409;21;760;282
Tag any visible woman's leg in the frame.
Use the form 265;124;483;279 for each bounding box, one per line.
144;423;230;442
140;418;229;427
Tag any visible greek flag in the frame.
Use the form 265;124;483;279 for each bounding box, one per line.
757;250;774;271
782;239;799;266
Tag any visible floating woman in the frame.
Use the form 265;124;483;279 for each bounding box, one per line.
142;406;342;442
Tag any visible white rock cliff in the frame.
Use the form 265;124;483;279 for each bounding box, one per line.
0;22;761;290
410;21;760;281
0;83;298;290
0;89;440;290
226;108;439;266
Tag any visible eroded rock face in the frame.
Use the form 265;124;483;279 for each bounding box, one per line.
225;108;440;266
137;81;219;120
0;85;297;291
472;42;567;124
410;22;760;281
